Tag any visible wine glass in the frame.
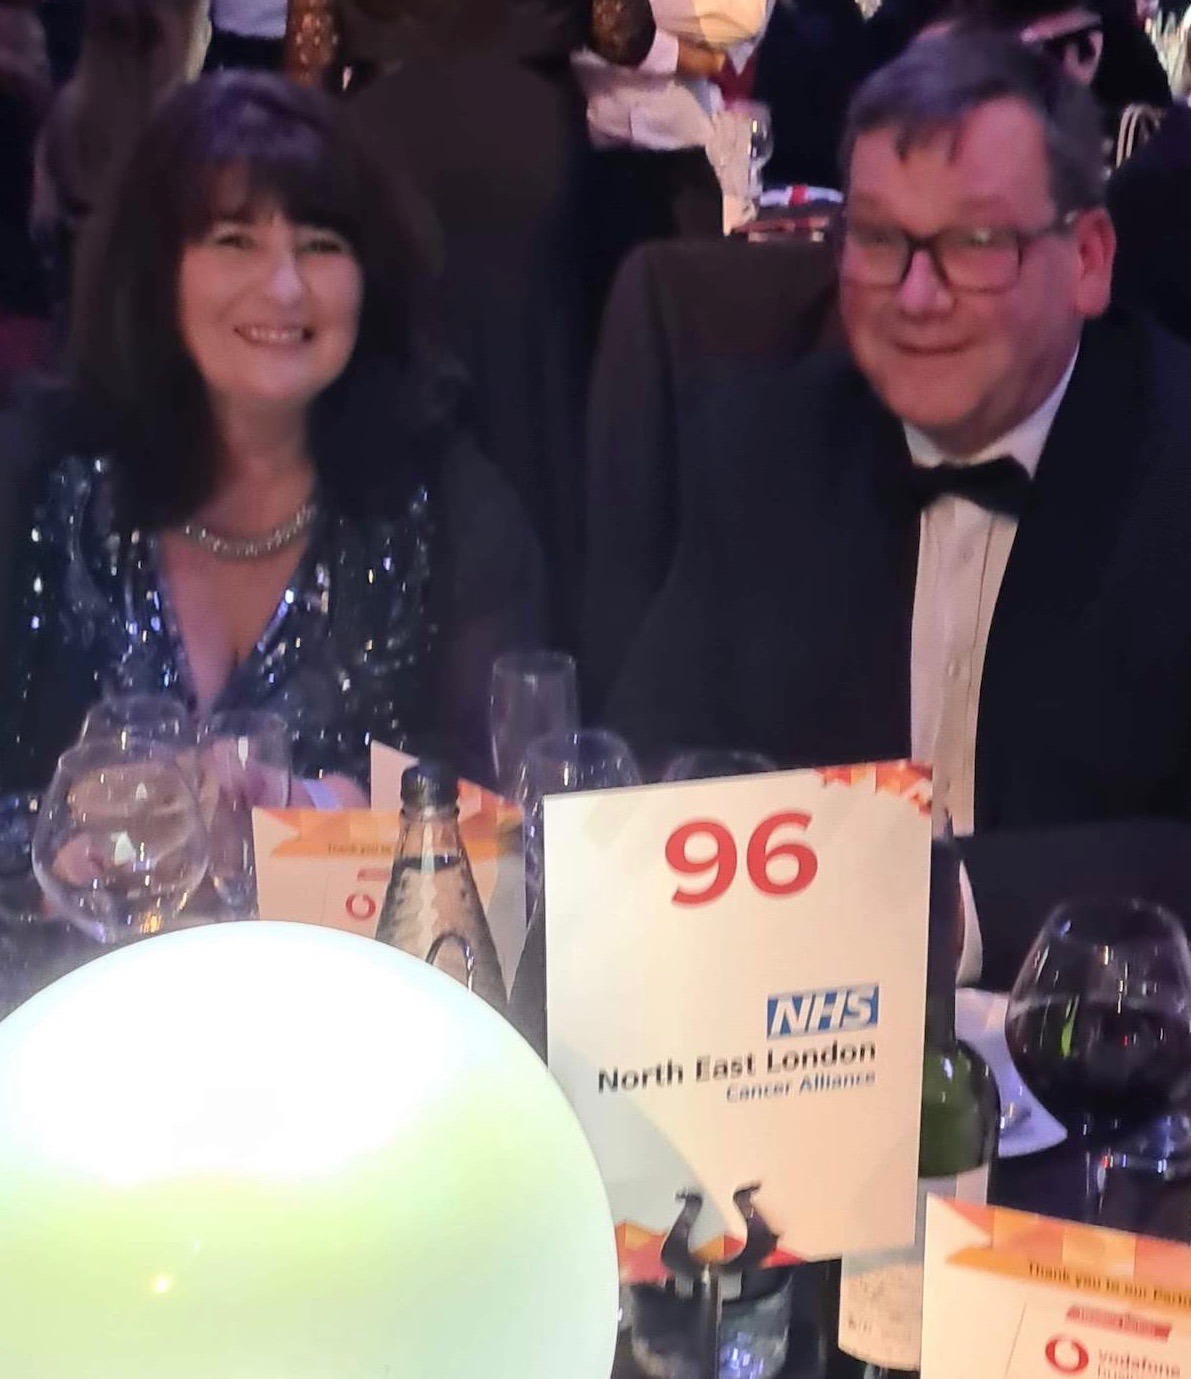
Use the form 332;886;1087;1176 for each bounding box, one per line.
489;651;579;801
81;690;218;826
662;748;776;782
32;739;209;943
80;691;196;750
521;728;641;924
1005;897;1191;1220
741;100;774;199
198;710;292;917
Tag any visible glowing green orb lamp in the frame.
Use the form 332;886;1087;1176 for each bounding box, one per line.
0;921;618;1378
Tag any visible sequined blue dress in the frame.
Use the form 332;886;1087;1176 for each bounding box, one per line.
0;435;542;791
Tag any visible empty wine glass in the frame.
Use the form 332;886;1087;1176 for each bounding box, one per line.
662;748;776;782
521;728;641;923
489;652;580;801
1005;897;1191;1220
81;691;218;825
32;739;209;943
198;710;291;917
738;99;774;199
81;691;196;749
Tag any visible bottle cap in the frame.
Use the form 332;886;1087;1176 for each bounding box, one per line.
400;761;458;811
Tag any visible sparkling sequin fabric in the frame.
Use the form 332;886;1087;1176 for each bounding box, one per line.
1;454;435;788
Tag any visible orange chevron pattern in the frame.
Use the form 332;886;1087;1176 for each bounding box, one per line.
615;1220;802;1284
815;760;932;817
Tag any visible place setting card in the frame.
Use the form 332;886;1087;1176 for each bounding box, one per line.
544;760;933;1277
251;743;527;986
922;1198;1191;1379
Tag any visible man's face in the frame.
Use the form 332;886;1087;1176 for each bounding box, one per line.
839;98;1114;455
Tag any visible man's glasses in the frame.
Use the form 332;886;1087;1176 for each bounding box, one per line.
836;213;1079;292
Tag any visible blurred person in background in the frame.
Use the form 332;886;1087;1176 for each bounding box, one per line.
39;0;84;82
31;0;208;334
0;0;51;398
204;0;286;71
954;0;1172;160
0;74;542;799
282;0;653;647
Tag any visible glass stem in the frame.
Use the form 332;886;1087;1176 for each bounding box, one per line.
1082;1116;1107;1223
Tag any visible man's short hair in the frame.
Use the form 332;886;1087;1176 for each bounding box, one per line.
840;30;1106;214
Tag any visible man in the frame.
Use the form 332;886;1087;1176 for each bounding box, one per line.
604;29;1191;832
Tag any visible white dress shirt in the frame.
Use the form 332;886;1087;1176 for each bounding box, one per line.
572;0;770;153
905;349;1078;834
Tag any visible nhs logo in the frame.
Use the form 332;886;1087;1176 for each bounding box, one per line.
766;985;880;1039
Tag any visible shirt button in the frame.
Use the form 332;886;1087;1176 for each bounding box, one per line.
947;658;963;680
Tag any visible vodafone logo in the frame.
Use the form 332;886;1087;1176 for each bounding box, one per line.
1045;1337;1090;1374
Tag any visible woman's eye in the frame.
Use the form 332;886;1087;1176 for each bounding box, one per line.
301;234;349;256
210;229;254;250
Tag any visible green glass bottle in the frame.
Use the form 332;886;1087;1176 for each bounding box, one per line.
835;838;999;1379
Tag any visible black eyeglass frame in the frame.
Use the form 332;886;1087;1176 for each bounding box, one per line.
834;210;1082;293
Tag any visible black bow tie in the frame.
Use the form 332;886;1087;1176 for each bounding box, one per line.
909;455;1032;518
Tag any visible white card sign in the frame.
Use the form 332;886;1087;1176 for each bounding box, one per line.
545;761;931;1279
921;1198;1191;1379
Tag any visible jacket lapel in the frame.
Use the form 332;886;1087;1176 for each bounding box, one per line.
976;311;1154;825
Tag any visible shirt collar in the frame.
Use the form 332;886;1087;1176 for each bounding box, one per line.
902;344;1080;479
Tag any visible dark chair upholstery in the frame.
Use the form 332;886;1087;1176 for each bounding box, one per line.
348;55;591;645
581;233;842;713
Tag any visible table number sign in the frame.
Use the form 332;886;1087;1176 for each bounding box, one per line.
921;1198;1191;1379
545;761;932;1280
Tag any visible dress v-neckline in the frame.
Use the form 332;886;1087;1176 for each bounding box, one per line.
147;528;321;715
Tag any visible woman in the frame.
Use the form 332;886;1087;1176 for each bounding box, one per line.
31;0;208;330
0;72;542;802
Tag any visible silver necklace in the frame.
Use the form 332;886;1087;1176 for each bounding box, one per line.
179;499;319;561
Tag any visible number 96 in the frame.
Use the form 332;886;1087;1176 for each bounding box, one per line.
664;812;818;907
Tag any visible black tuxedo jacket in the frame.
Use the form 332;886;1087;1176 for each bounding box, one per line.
606;309;1191;829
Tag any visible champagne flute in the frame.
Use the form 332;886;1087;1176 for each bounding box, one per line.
198;710;291;917
1005;897;1191;1221
32;739;209;943
489;652;579;801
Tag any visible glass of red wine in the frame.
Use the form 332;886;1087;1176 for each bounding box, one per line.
1005;897;1191;1221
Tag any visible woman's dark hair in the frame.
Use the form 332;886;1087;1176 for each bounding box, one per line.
71;70;452;528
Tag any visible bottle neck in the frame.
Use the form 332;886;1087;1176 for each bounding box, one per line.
925;836;960;1049
398;804;464;859
924;985;956;1050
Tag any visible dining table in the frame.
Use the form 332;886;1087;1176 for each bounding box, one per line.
2;815;1190;1378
